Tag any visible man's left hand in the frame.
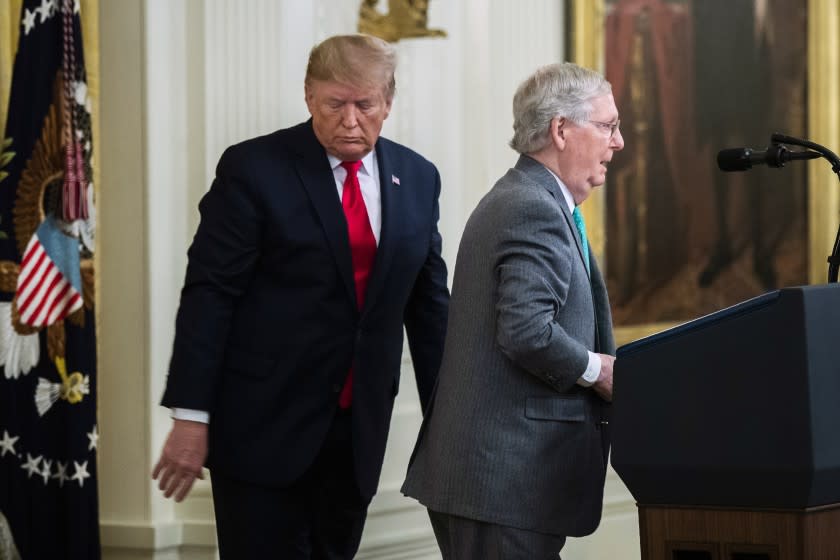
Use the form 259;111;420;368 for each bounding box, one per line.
152;419;208;502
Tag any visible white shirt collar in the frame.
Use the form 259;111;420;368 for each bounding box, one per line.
544;167;577;213
327;150;377;176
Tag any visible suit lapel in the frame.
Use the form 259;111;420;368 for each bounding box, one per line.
361;139;398;315
291;122;357;306
516;156;603;349
589;257;606;352
589;256;616;354
515;156;589;273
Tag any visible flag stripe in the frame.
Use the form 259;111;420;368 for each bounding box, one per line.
32;276;71;325
18;245;50;303
45;286;81;325
20;262;61;321
19;264;59;321
17;245;49;302
15;233;83;326
19;237;43;268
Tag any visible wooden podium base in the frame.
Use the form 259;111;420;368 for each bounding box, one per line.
637;503;840;560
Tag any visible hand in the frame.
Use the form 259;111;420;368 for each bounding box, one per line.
593;353;615;402
152;419;208;502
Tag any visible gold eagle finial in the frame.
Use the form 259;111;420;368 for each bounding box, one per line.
359;0;447;43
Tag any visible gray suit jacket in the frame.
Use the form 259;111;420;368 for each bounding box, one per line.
402;155;615;537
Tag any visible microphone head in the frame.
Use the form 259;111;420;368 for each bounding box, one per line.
717;148;753;172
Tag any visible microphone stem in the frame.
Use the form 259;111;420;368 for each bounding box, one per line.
829;173;840;283
771;133;840;282
773;133;840;173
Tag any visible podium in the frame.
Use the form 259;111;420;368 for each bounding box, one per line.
611;285;840;560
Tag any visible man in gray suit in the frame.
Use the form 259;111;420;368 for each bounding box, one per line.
401;62;624;558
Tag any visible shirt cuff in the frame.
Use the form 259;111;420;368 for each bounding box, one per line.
171;408;210;424
576;351;602;387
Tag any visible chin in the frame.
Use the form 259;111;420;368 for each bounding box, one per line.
337;145;370;160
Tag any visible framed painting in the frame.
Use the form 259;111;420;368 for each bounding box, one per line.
569;0;840;344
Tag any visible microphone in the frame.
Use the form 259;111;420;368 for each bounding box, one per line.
717;144;822;172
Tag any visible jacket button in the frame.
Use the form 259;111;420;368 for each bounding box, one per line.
331;383;342;393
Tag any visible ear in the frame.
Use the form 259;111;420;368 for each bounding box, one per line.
382;92;394;120
383;95;393;120
304;84;315;114
551;117;567;150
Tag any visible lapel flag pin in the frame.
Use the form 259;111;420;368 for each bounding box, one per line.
392;175;400;185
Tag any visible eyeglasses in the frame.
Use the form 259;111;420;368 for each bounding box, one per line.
588;119;621;139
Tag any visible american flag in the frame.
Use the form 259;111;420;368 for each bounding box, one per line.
15;215;83;327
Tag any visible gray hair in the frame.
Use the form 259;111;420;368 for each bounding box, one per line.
510;62;612;154
305;34;397;100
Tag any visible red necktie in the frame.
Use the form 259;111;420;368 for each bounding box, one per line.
338;160;377;408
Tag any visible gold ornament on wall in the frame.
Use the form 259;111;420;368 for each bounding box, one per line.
359;0;447;43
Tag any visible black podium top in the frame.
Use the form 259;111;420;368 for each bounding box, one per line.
611;284;840;508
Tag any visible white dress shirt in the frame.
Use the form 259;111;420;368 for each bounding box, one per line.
545;168;602;387
327;150;382;244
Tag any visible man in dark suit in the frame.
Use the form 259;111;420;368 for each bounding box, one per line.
402;62;621;559
151;34;449;559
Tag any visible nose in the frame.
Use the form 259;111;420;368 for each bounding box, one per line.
340;104;359;128
611;128;625;150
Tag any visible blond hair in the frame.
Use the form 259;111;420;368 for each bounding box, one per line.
305;34;397;100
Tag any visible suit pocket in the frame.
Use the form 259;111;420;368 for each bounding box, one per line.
525;396;585;422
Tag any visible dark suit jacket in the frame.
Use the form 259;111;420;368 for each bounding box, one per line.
161;120;449;498
402;156;614;537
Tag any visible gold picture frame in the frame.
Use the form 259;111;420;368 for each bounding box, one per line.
570;0;840;345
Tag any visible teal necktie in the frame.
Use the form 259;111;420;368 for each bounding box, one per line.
572;206;590;275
